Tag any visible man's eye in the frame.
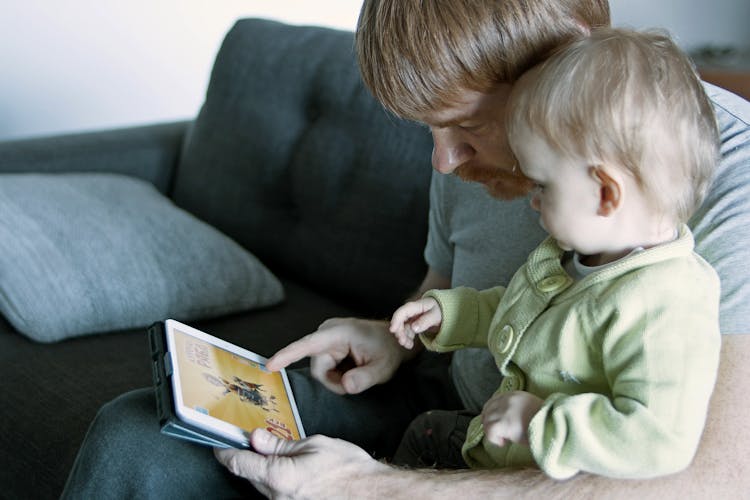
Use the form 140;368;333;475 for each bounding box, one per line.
459;123;485;133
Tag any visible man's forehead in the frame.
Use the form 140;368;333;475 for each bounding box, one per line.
422;110;476;128
416;86;512;127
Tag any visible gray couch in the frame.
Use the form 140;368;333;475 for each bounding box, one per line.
0;19;434;499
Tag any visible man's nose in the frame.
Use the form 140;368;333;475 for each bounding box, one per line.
431;128;475;174
529;191;541;212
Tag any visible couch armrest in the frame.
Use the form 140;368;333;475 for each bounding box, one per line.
0;121;189;193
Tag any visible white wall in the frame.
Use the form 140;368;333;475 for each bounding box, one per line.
2;0;748;141
610;0;750;50
0;1;363;140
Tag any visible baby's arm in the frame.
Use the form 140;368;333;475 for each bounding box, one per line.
389;297;441;349
527;297;720;479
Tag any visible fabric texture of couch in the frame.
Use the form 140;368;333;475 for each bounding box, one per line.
0;18;433;499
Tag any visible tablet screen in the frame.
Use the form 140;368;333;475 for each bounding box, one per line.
166;320;304;443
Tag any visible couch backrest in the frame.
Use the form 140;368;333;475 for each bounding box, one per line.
172;18;434;315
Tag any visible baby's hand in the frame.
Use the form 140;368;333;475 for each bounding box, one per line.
389;297;442;349
482;391;544;448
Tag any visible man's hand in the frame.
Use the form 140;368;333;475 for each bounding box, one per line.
389;297;442;349
482;391;544;447
266;317;417;395
215;429;388;499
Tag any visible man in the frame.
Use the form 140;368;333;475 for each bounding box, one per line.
64;1;750;498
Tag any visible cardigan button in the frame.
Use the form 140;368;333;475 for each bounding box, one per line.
501;365;526;392
501;374;522;392
497;325;514;353
538;275;569;293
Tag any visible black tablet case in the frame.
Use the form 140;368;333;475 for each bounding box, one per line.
148;322;249;448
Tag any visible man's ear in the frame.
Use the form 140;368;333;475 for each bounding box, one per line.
589;165;622;217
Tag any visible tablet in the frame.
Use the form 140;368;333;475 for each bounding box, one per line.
148;319;305;448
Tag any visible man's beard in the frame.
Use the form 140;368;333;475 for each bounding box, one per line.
454;163;534;200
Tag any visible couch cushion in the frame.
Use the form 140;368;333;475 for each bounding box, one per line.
172;18;434;316
0;173;284;342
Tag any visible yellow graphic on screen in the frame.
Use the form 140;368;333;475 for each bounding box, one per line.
173;329;301;440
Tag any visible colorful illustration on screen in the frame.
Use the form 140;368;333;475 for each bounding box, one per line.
173;329;300;440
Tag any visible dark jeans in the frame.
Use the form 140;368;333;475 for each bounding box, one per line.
61;352;463;499
392;410;473;469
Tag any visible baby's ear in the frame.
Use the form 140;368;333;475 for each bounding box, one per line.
589;165;623;217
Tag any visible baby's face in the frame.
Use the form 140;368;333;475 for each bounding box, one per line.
511;124;605;255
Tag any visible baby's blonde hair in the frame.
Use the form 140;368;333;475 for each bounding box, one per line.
507;28;719;223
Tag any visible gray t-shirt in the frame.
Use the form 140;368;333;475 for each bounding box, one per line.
425;83;750;412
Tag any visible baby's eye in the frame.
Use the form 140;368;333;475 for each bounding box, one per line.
532;182;545;192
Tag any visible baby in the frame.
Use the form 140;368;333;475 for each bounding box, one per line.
390;28;721;479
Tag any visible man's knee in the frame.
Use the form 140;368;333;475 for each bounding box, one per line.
393;410;471;468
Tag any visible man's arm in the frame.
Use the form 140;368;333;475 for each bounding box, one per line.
414;267;451;296
220;335;748;498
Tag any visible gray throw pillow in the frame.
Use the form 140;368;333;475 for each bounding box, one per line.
0;173;284;342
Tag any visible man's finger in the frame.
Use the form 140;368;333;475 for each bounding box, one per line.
266;332;338;371
250;428;300;455
214;447;267;481
310;353;348;394
341;360;388;394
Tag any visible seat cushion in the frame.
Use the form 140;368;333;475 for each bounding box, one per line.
0;277;359;498
0;172;284;342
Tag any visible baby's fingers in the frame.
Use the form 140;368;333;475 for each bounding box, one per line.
484;421;510;448
393;327;416;347
390;301;423;333
407;307;442;334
